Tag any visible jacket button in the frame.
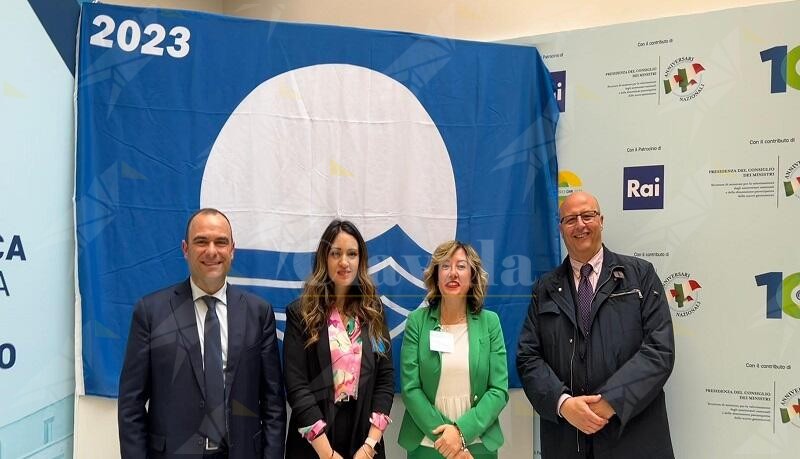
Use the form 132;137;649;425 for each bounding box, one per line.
197;439;204;446
199;401;205;408
473;395;478;402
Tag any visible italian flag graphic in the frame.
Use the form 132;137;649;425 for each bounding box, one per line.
664;63;706;94
780;399;800;423
784;177;800;197
669;280;701;308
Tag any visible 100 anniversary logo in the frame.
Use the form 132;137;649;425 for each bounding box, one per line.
663;56;705;101
784;160;800;200
779;387;800;429
663;272;703;316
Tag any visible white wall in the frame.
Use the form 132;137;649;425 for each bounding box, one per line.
76;1;791;458
108;0;224;13
221;0;787;40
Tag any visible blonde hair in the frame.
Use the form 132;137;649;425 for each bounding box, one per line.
423;240;488;314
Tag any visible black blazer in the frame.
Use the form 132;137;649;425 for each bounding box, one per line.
118;280;286;459
283;300;394;458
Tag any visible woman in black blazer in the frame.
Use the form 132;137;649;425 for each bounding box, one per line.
283;219;394;459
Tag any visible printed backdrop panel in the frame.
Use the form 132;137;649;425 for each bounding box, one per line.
510;1;800;457
0;0;76;457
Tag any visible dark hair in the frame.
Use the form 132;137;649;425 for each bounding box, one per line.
184;208;232;242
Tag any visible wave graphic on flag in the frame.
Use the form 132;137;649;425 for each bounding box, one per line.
230;256;426;341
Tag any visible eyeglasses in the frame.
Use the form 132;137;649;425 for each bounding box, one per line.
559;210;601;226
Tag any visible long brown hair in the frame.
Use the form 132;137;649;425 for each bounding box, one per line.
299;219;389;352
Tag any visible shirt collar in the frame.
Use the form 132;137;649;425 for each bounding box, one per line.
189;277;228;306
569;247;603;277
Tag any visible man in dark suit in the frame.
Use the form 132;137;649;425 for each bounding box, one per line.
517;191;675;459
118;208;286;459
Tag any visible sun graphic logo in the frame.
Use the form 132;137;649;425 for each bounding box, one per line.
558;170;582;205
662;272;702;317
783;160;800;199
779;387;800;429
663;57;705;101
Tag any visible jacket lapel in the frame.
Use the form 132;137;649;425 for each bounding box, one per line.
171;280;205;398
359;322;375;389
591;247;624;323
547;259;579;329
425;306;443;394
317;318;334;393
224;284;246;404
355;321;374;440
467;311;481;397
593;272;616;309
592;248;617;307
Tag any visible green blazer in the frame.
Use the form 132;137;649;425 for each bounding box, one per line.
398;305;509;452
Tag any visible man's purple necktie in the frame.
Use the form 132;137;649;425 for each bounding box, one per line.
578;264;594;334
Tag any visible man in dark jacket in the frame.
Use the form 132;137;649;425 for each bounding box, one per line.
118;208;286;459
517;191;675;459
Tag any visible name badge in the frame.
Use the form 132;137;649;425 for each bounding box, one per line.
430;330;454;353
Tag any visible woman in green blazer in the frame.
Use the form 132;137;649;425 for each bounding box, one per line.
399;241;509;459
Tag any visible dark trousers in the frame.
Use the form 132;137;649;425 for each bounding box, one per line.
329;399;358;456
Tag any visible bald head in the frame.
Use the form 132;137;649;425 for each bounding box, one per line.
559;191;601;218
559;191;604;263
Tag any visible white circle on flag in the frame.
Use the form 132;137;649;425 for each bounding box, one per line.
202;63;457;253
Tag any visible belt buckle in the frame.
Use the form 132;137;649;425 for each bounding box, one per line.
205;438;221;451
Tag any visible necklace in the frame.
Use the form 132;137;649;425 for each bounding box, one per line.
440;315;467;326
440;300;468;325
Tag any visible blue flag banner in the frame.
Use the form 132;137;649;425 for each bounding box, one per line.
76;2;560;397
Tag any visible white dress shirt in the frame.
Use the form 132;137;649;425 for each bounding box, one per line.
189;278;229;371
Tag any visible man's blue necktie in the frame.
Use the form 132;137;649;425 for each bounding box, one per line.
203;295;226;444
